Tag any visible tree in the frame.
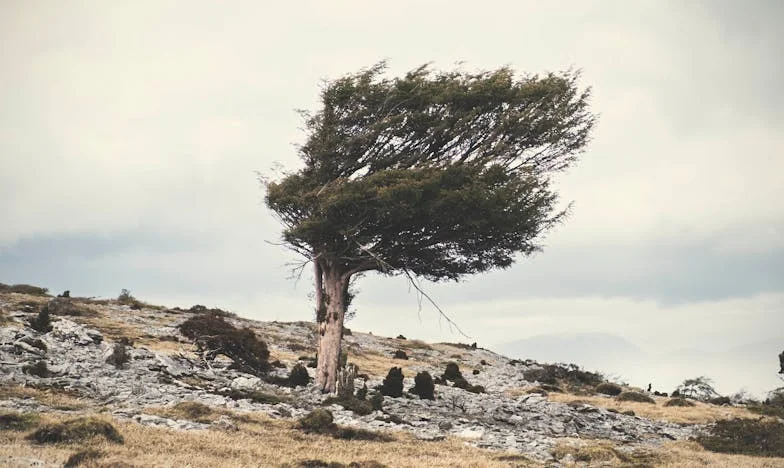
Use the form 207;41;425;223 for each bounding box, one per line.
264;63;595;392
675;376;720;401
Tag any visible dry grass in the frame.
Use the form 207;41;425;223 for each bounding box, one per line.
349;350;430;378
543;392;755;424
79;315;145;343
0;411;537;467
0;384;90;411
145;402;220;424
552;438;784;468
135;337;190;355
658;440;784;467
552;439;660;466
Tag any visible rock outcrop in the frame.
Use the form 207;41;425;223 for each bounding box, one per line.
0;296;699;463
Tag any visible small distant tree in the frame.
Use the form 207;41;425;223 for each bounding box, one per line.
676;376;720;401
117;289;134;304
264;62;595;392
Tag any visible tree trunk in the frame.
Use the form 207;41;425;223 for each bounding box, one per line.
315;264;347;393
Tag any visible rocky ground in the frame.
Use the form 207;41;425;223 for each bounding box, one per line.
0;292;724;466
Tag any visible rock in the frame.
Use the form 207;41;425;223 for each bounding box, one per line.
0;298;700;463
456;427;485;439
213;415;239;431
231;376;262;389
133;413;210;430
416;431;446;441
14;340;46;356
50;319;100;346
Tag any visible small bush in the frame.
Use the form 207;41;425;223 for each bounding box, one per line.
392;350;408;360
439;342;476;350
29;306;53;333
297;460;345;468
117;289;135;304
472;369;480;375
442;362;462;381
396;335;406;340
23;360;50;378
0;411;40;431
0;283;49;296
28;417;123;444
356;383;368;401
169;401;214;422
617;391;655;404
697;418;784;457
595;382;623;396
664;398;696;407
105;343;130;369
299;409;335;434
467;384;485;394
523;363;603;388
342;326;352;336
708;396;732;406
216;388;287;405
179;313;270;375
188;304;235;317
539;384;564;393
452;377;469;390
380;367;403;398
64;449;103;468
333;426;392;441
289;363;311;387
410;371;435;400
323;396;373;416
375;413;409;425
45;298;92;317
369;392;384;411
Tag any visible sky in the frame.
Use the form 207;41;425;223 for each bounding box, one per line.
1;1;782;396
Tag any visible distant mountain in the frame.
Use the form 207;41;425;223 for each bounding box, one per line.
493;333;781;397
494;332;645;371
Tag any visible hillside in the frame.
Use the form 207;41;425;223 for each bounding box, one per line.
1;288;782;467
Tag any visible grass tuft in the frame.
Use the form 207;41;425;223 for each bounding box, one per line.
0;412;40;431
27;417;124;444
617;391;655;404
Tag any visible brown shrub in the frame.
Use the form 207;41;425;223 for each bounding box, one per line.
697;418;784;457
179;313;270;375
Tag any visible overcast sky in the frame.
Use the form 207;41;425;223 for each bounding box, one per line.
1;1;782;396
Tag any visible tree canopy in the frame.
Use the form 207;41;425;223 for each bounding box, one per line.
266;63;594;282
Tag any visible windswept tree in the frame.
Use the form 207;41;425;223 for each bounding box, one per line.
265;63;595;392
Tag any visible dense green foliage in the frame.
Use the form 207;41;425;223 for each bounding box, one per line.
265;63;594;282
